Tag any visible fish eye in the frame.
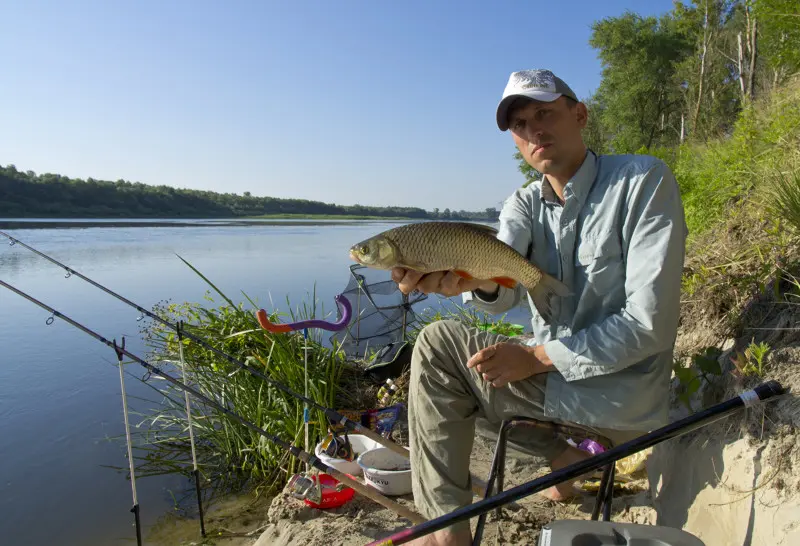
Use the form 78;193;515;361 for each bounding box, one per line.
360;244;369;254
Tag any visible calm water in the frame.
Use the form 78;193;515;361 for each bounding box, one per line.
0;219;531;546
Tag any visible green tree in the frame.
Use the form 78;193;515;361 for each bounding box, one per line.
752;0;800;85
589;11;695;152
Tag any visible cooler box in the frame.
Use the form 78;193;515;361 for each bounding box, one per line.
537;520;705;546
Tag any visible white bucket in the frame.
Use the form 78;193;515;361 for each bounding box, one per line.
356;447;412;496
314;434;381;476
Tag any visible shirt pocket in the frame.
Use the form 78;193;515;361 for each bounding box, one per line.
574;233;624;295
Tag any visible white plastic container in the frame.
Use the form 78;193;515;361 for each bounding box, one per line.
356;447;412;496
314;434;381;476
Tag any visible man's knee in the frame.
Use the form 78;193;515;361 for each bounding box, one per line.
410;319;469;379
414;319;467;351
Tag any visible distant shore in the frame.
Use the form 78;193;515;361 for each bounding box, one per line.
243;213;416;220
0;216;420;230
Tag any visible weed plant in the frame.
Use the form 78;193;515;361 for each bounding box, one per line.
123;258;349;498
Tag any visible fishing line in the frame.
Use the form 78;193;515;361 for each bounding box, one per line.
0;279;427;525
177;321;205;537
113;338;142;546
0;231;410;460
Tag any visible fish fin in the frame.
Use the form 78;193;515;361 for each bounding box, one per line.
491;276;517;289
452;270;474;280
526;273;571;324
396;259;430;272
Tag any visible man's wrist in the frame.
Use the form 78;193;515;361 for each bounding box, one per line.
473;281;500;300
525;344;553;374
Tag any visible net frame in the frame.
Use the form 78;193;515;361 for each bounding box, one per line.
330;264;428;359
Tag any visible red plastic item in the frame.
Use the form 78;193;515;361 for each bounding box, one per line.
303;473;355;509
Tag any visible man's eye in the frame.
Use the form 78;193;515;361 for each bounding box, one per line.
512;120;525;130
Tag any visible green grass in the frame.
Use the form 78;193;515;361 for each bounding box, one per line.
120;258;350;499
639;80;800;240
408;296;529;341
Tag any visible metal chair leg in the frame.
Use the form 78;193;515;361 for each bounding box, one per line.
602;464;615;521
472;415;615;545
471;420;511;546
590;463;615;520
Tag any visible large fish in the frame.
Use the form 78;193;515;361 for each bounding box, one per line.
348;221;570;323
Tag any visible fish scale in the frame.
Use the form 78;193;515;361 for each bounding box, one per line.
349;221;570;324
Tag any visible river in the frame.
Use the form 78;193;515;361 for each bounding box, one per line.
0;219;532;546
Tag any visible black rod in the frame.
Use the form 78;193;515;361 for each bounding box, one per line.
365;379;786;545
193;469;205;537
0;231;406;455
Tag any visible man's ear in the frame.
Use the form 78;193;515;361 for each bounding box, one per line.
575;102;588;129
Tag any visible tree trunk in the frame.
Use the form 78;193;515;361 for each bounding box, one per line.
692;0;709;134
747;18;758;101
680;112;685;144
737;32;747;101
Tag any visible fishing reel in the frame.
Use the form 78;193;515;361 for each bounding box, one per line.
287;471;348;504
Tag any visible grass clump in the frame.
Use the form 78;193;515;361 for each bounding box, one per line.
409;296;528;341
126;259;349;500
766;170;800;232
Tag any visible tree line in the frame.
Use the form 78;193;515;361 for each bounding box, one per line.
0;164;500;221
515;0;799;184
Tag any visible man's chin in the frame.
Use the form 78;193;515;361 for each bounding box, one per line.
530;159;554;173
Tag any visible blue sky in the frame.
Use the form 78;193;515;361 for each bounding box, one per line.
0;0;676;211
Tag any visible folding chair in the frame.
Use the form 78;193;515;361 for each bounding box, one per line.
471;416;616;546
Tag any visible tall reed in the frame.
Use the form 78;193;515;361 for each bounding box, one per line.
124;258;349;498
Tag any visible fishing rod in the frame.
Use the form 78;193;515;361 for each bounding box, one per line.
0;279;427;525
365;379;787;545
0;231;409;460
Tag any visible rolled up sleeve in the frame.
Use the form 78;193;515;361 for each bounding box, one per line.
462;189;531;314
543;161;688;381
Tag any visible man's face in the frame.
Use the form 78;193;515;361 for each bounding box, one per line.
507;97;588;175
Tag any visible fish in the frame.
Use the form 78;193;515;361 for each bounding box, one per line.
348;221;570;323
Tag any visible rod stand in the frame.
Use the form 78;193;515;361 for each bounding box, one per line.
131;503;142;546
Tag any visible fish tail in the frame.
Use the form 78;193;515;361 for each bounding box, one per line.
526;273;571;324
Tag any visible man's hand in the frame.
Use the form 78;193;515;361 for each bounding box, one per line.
467;343;552;388
391;267;497;298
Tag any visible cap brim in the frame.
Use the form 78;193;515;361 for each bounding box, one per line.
496;91;563;131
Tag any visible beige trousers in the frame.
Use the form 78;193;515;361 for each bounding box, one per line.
408;319;639;534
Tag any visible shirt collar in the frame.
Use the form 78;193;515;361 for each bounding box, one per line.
539;149;598;208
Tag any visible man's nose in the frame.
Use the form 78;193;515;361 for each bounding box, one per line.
525;124;544;143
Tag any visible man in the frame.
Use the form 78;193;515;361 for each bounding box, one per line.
393;69;688;545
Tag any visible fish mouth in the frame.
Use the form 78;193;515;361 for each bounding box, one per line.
349;249;360;262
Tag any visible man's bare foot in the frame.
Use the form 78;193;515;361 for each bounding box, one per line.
539;444;594;502
405;526;471;546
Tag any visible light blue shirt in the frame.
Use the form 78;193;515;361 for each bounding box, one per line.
464;149;688;432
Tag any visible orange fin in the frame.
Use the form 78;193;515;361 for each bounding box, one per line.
453;270;474;281
491;276;517;289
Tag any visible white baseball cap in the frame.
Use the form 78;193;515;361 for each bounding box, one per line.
496;69;579;131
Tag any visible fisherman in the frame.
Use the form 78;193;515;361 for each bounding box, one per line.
392;69;688;545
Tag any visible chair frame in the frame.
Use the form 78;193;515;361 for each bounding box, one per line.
471;416;617;545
